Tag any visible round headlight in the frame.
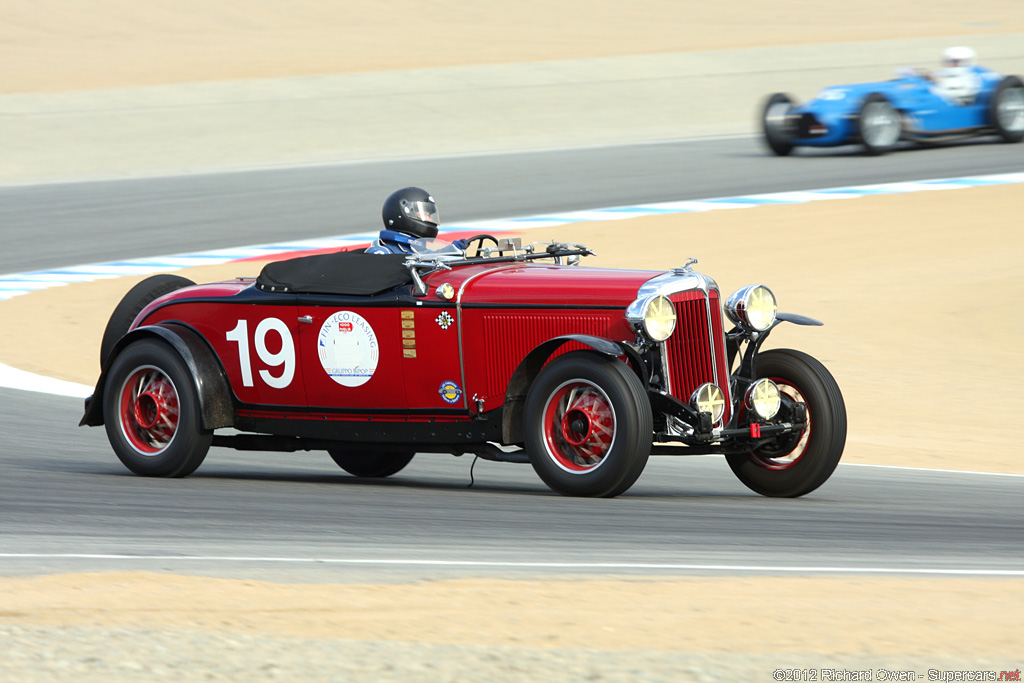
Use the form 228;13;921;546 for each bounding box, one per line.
745;378;781;420
626;295;676;343
642;295;676;342
725;285;777;332
690;383;726;424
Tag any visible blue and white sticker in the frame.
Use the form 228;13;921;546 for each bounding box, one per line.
439;380;462;404
318;311;379;387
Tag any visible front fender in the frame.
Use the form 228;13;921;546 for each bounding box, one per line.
79;323;235;429
501;334;646;444
728;312;824;387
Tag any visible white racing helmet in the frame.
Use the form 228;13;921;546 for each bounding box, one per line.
942;46;976;68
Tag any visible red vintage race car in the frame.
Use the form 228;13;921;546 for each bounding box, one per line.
81;237;846;498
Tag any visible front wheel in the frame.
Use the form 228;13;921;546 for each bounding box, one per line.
857;93;901;155
327;449;415;477
103;338;212;477
726;349;846;497
989;75;1024;143
523;351;652;497
761;93;797;156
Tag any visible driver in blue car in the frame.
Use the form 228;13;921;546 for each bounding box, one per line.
366;187;468;254
931;46;982;105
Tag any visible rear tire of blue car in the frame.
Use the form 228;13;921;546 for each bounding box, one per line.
524;351;652;498
328;449;415;478
726;349;846;498
762;93;796;156
990;76;1024;143
103;338;212;478
856;93;901;155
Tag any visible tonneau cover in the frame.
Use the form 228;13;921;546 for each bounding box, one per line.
256;251;412;296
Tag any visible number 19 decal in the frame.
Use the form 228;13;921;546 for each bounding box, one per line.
226;318;295;388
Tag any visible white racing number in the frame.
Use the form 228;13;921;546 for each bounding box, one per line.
226;318;295;388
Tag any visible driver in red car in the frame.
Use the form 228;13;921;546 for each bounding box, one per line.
366;187;467;254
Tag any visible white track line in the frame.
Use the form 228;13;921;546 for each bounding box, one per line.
0;553;1020;575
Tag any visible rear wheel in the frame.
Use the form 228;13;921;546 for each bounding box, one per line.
100;274;195;370
327;449;415;478
524;351;652;497
857;93;901;155
989;75;1024;143
726;349;846;497
762;93;796;156
103;339;211;477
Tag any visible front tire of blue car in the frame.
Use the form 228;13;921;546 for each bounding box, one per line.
726;349;846;498
990;75;1024;143
524;351;652;498
856;93;901;155
762;93;796;156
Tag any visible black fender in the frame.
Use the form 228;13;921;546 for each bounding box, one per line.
727;312;825;395
501;334;647;444
80;323;235;430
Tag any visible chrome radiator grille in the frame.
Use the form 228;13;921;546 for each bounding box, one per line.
665;289;731;425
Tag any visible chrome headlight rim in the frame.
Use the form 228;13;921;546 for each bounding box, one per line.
725;284;777;332
625;294;677;343
744;378;781;420
690;382;726;424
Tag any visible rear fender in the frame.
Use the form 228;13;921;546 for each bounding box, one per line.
80;323;235;429
501;334;646;444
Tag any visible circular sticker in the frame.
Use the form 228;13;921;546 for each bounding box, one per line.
317;311;379;387
439;380;462;404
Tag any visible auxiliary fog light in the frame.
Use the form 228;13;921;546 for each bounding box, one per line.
690;383;726;424
745;378;781;420
625;295;676;343
725;285;777;332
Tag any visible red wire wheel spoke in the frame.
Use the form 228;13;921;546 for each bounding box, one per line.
749;378;810;471
541;380;616;472
118;366;180;454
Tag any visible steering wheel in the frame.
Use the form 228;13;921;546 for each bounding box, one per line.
461;234;501;257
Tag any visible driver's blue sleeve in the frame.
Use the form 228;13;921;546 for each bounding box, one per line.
451;239;469;250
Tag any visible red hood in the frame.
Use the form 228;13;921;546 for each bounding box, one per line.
426;263;661;307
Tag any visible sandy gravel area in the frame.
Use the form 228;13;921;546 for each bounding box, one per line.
4;1;1024;93
1;572;1021;680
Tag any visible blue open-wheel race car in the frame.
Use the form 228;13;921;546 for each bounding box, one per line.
761;50;1024;156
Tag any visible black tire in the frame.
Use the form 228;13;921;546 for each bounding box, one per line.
100;274;196;371
327;449;415;478
856;92;901;155
523;351;652;498
102;338;212;477
989;75;1024;143
726;349;846;497
761;93;796;156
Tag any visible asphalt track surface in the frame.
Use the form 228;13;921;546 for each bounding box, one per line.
2;135;1022;580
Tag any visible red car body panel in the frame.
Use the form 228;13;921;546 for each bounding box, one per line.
129;265;664;417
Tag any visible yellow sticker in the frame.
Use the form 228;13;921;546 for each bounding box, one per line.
402;339;416;348
401;320;415;329
401;330;415;339
401;310;415;319
403;349;417;358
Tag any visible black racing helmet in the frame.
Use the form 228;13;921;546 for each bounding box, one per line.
381;187;440;238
